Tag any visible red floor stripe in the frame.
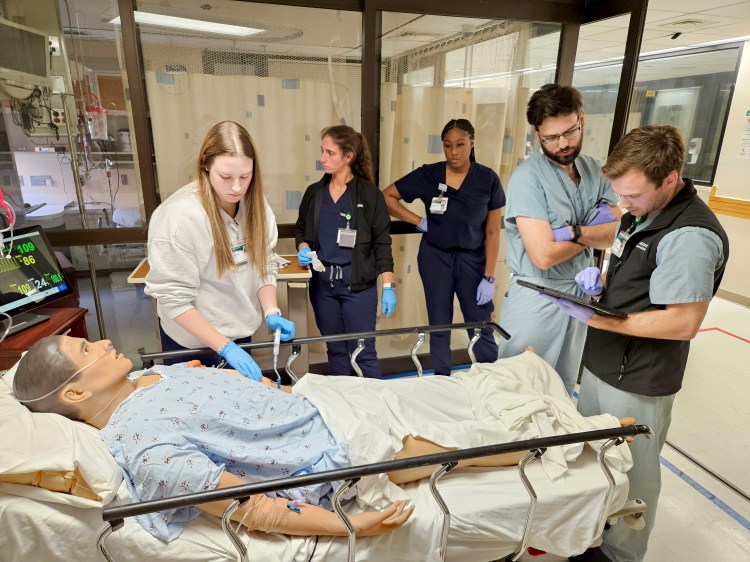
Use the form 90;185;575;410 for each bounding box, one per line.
697;327;750;345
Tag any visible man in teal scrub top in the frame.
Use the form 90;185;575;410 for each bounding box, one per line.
498;84;621;394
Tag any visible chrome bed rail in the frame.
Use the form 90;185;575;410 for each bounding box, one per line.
99;424;652;562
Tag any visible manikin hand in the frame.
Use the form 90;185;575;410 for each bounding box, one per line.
539;293;595;324
575;267;604;296
351;499;415;536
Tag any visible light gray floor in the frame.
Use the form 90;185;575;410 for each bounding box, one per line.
516;297;750;561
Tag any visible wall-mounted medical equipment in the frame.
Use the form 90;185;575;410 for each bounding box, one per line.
0;17;52;96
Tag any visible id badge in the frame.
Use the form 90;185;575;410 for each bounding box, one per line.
611;230;631;258
337;228;357;248
232;242;248;266
430;196;448;215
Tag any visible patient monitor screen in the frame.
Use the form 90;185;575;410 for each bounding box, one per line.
0;226;72;316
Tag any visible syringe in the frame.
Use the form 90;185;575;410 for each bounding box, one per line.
273;326;282;389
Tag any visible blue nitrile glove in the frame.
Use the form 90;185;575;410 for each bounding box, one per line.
575;266;604;296
218;341;262;381
476;278;495;306
587;202;617;226
552;225;572;241
298;246;313;265
539;293;595;323
417;217;428;232
265;313;295;341
382;287;397;318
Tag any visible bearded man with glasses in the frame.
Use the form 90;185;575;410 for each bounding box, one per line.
498;84;621;395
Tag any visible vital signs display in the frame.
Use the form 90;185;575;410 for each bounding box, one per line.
0;225;73;316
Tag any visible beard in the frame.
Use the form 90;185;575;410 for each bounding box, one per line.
541;138;582;166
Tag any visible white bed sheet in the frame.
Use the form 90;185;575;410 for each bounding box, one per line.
0;447;627;562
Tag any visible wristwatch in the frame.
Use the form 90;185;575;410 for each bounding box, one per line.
483;275;495;283
383;282;395;289
571;224;582;242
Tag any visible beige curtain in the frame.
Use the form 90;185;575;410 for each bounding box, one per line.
144;71;343;224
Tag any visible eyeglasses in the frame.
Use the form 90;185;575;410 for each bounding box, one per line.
537;118;582;146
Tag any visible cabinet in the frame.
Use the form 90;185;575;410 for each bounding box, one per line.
0;307;89;370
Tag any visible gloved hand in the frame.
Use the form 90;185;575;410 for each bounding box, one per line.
476;278;495;306
552;225;572;242
218;341;262;381
382;287;397;319
265;313;295;341
587;202;617;226
575;266;604;296
298;246;313;265
539;293;595;323
416;217;428;233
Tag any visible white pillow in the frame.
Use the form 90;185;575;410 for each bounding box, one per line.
0;360;122;507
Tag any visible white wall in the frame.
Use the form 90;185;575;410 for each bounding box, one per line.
711;40;750;300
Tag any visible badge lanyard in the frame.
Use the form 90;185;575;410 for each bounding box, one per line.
429;182;449;215
337;191;357;248
611;215;645;258
550;164;584;225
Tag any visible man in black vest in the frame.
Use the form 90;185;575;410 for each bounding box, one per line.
544;125;729;562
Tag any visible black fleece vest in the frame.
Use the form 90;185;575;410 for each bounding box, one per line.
582;179;729;396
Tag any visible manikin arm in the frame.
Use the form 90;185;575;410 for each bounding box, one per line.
198;471;413;536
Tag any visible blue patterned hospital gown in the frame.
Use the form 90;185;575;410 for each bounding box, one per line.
100;365;351;542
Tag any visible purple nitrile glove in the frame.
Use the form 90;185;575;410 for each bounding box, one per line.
417;217;428;233
575;266;604;296
587;202;617;226
476;278;495;306
539;293;595;323
552;225;572;241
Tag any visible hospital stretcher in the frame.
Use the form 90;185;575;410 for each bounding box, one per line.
0;323;648;562
104;322;648;562
98;425;650;562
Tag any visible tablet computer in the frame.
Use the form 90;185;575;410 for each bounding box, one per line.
516;279;628;318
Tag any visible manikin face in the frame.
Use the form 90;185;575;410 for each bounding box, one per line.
442;128;473;170
319;135;353;177
610;169;678;219
536;111;584;167
207;155;254;215
60;337;133;394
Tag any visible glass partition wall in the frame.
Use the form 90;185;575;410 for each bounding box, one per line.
2;0;739;370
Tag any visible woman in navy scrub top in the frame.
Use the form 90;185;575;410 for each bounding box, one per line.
295;126;395;378
383;119;505;375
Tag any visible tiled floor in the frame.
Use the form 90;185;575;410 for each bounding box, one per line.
78;278;750;562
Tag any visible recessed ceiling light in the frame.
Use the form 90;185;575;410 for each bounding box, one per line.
109;11;263;37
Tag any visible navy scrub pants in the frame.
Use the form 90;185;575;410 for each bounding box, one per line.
417;238;497;375
309;264;382;378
